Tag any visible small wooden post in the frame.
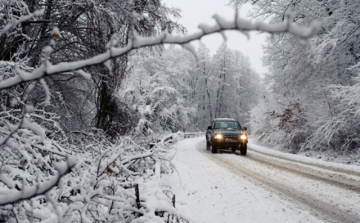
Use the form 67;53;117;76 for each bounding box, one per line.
135;184;141;209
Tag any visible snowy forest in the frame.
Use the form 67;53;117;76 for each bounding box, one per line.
233;0;360;156
0;0;358;222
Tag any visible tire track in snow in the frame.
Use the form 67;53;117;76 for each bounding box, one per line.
196;140;360;223
247;143;360;191
246;149;360;193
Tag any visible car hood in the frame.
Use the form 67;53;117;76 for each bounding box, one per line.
213;129;243;136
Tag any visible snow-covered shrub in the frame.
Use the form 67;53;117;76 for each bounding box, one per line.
249;95;285;147
57;134;181;222
0;103;76;221
1;125;185;222
250;94;309;153
266;102;309;152
0;56;183;223
301;76;360;154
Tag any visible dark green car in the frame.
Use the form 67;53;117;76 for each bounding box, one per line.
206;118;248;155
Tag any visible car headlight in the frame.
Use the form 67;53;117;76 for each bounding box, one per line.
214;134;223;140
240;134;247;140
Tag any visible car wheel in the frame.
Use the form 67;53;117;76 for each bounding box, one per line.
231;147;236;153
206;139;210;150
240;144;247;156
211;143;217;154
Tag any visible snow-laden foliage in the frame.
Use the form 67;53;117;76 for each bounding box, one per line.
237;0;360;155
120;44;262;133
302;75;360;154
120;48;195;136
249;93;286;148
0;0;185;138
1;123;185;222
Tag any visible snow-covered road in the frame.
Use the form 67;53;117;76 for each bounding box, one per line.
163;137;360;223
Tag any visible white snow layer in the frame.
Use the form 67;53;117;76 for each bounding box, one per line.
163;137;326;223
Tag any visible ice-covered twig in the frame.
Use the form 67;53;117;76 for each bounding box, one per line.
0;112;25;147
0;155;77;205
0;10;44;37
121;150;157;166
0;14;319;90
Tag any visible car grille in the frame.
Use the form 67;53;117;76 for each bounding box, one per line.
224;135;238;143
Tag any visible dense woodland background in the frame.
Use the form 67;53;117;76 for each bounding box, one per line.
0;0;359;222
232;0;360;156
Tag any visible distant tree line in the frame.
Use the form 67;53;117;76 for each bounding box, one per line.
119;43;262;135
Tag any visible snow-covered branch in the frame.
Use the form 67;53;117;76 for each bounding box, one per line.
0;14;319;90
0;10;44;37
0;156;76;206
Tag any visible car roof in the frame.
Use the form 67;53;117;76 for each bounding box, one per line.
213;118;237;121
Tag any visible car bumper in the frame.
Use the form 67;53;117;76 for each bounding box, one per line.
212;139;247;148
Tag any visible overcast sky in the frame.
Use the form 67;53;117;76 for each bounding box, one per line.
163;0;268;74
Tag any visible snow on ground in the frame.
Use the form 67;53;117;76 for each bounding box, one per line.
162;137;325;223
250;138;360;166
247;139;360;177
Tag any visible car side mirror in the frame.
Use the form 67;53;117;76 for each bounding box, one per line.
242;127;247;131
207;126;212;130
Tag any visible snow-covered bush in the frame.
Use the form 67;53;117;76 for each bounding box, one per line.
56;134;181;222
249;92;309;152
267;102;309;153
301;75;360;154
249;94;285;147
1;123;184;222
0;104;76;221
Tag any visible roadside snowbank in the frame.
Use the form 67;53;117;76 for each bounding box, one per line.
250;138;360;166
248;139;360;177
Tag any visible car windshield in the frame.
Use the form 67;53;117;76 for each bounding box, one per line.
214;121;241;130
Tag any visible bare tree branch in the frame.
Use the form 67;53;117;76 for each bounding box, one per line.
0;14;319;91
